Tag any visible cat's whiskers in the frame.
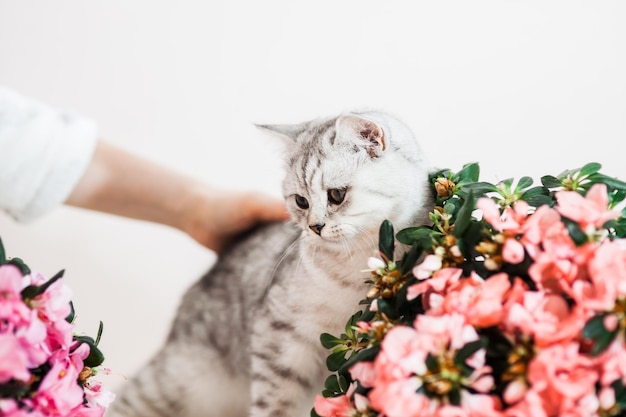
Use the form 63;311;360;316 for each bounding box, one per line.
271;234;305;280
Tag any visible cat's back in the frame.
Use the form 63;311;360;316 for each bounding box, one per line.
201;220;302;294
167;221;302;344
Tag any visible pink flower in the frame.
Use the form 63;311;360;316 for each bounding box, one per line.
555;183;621;231
84;380;115;410
413;254;444;280
441;272;510;328
0;264;32;325
70;405;107;417
502;239;525;264
33;360;85;416
477;199;530;233
28;273;73;322
369;377;429;417
596;339;626;388
505;291;584;347
521;205;562;256
407;267;463;303
526;342;599;415
587;240;626;306
0;332;30;383
314;384;357;417
414;313;478;351
503;379;528;405
350;361;377;388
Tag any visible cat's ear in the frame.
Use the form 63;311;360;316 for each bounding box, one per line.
255;123;305;144
335;114;386;158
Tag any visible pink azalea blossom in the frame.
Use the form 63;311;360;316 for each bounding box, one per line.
505;291;585;347
520;205;562;258
28;275;73;322
477;198;530;233
0;332;30;383
33;359;85;416
84;380;116;410
596;338;626;388
314;393;355;417
586;239;626;307
407;267;463;302
370;377;430;417
502;239;525;264
350;361;377;388
0;265;32;326
440;272;511;328
413;254;444;280
555;183;621;231
526;342;599;416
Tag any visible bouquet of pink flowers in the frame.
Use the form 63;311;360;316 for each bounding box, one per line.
314;162;626;417
0;239;114;416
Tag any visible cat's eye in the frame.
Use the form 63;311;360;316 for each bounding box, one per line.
328;188;347;205
295;195;309;209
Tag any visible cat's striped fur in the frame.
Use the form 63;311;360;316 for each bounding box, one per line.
106;111;433;417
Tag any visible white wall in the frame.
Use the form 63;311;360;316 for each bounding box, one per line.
1;1;625;392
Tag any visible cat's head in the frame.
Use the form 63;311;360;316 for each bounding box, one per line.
259;111;432;252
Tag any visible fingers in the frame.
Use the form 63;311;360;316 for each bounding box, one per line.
247;193;290;223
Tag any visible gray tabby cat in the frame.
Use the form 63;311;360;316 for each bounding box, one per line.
107;111;433;417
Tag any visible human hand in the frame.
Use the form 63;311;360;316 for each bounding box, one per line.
179;186;290;252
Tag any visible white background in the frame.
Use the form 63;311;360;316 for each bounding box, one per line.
1;1;625;393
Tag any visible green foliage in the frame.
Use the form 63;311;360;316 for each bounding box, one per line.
583;313;619;356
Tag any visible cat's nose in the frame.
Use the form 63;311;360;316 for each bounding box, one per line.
309;223;325;235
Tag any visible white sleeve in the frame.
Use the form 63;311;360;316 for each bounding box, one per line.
0;86;98;222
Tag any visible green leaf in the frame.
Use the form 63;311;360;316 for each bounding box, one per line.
612;379;626;409
0;237;6;264
520;186;552;207
500;178;514;191
65;301;76;323
443;201;457;215
321;333;343;349
579;162;602;177
396;227;439;247
338;375;348;392
324;374;341;393
425;352;439;372
346;310;363;335
449;387;461;406
338;345;381;376
74;336;106;367
311;408;323;417
516;176;534;191
562;218;588;246
587;173;626;192
0;379;30;398
399;243;422;275
452;190;474;238
375;298;394;318
456;162;480;183
379;220;395;261
326;350;348;372
455;339;485;367
95;321;104;346
583;313;619;356
458;181;498;196
8;257;30;275
541;175;562;189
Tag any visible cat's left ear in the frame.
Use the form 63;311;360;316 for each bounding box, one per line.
335;114;386;158
255;123;306;144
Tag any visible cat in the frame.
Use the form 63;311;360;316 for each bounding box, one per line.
106;110;433;417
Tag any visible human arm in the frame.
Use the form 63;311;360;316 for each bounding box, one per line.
65;140;289;252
